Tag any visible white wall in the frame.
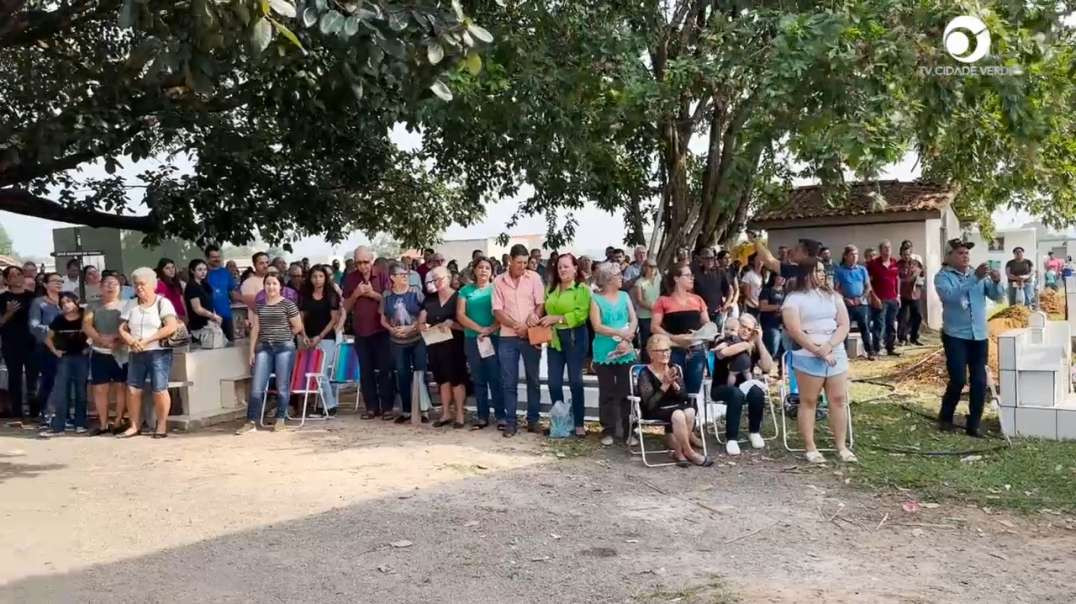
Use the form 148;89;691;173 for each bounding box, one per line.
763;220;946;329
438;235;547;266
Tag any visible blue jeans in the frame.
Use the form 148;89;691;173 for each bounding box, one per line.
498;336;541;427
49;354;88;432
36;343;58;420
670;347;706;396
247;341;296;421
315;339;339;411
1007;282;1035;307
940;334;988;432
870;299;900;353
547;325;588;428
846;304;874;355
127;349;174;392
761;324;782;358
464;336;505;422
391;340;427;415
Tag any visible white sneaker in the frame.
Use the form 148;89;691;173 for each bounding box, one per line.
627;436;639;447
600;435;614;446
805;450;827;464
725;440;741;455
748;432;765;449
234;421;256;435
837;448;859;463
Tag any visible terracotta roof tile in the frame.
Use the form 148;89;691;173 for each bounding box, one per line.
751;180;955;224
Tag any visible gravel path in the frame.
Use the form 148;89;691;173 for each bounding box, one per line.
1;417;1073;603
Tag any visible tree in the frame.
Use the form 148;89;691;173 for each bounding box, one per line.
0;0;492;249
418;1;1076;265
0;222;14;256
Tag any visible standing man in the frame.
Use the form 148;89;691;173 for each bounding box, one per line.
528;248;546;281
287;262;305;293
22;261;38;292
1005;247;1035;307
0;266;37;417
897;243;925;346
622;245;648;291
205;245;241;341
867;240;901;357
819;247;835;288
61;258;81;294
493;244;545;438
834;245;875;360
331;259;343;284
416;248;436;283
935;239;1003;437
693;249;734;329
342;246;395;419
240;252;270;309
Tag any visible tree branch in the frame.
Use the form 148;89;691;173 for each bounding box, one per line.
0;0;121;48
0;188;155;231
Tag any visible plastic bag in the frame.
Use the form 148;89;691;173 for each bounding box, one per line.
549;399;573;438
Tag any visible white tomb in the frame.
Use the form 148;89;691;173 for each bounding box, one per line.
997;311;1076;440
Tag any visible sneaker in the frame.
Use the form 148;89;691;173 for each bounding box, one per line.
502;425;517;438
911;338;924;346
234;421;256;435
837;448;858;463
75;426;88;434
600;435;614;446
272;418;287;432
526;421;541;434
886;349;901;357
394;414;411;424
725;440;741;455
748;432;765;449
626;435;639;447
805;450;827;464
327;408;338;417
39;430;64;439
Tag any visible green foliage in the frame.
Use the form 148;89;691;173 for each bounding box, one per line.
0;0;490;249
418;1;1076;263
0;222;14;256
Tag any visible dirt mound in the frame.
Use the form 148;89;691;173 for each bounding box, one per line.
988;306;1031;374
1039;288;1066;319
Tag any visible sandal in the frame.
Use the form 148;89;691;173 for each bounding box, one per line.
360;412;377;420
453;422;465;429
693;455;714;467
152;432;168;439
382;413;397;421
574;428;587;438
471;421;488;431
433;418;453;428
496;421;507;431
672;454;691;468
117;427;141;439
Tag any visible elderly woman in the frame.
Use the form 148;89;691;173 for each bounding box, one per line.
83;272;129;435
541;254;591;437
382;261;428;423
711;314;774;455
118;267;180;438
456;257;505;429
423;266;469;428
235;274;304;434
637;334;712;466
781;259;855;463
650;262;715;397
590;262;638;446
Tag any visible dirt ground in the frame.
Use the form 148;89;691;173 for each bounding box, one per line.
1;415;1074;603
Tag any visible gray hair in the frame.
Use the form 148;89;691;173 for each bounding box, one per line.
428;266;450;282
594;261;622;290
130;266;157;288
354;245;373;261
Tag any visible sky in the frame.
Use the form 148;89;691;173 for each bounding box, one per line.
1;127;1032;264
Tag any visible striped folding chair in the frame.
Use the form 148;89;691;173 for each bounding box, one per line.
331;339;361;411
260;346;327;429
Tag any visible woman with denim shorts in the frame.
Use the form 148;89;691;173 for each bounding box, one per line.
84;272;129;435
236;273;304;434
118;267;180;438
781;259;855;464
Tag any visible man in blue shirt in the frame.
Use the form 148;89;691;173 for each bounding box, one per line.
833;245;875;360
205;245;240;342
935;239;1003;437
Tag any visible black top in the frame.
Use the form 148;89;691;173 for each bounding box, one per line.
184;280;213;332
301;292;339;340
636;365;690;414
49;313;87;355
780;262;800;281
423;291;459;327
758;285;785;330
692;268;732;313
712;347;760;389
0;290;35;344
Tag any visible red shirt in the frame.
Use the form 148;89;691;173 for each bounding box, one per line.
341;271;388;337
867;257;900;301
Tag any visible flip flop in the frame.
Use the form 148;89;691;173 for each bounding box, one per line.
471;422;488;431
453;422;465;429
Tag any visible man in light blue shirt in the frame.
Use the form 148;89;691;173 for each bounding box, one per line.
834;246;875;359
934;239;1003;437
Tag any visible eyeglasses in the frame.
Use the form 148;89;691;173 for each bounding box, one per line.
391;272;408;277
356;260;371;265
650;348;671;354
678;272;693;278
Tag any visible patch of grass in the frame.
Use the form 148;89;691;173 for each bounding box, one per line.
637;575;739;604
544;433;603;458
840;398;1076;514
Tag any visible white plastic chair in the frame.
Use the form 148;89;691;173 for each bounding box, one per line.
710;374;780;445
627;363;708;467
779;352;854;452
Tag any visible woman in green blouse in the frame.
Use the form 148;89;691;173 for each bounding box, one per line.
540;253;591;436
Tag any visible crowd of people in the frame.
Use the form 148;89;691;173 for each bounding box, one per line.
0;232;1022;462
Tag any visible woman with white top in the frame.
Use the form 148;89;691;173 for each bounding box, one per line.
118;267;180;438
781;259;856;463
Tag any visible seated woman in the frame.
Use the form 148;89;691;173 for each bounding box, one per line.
710;314;775;455
635;334;713;467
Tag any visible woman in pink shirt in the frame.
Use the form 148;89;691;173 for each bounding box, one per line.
155;258;187;323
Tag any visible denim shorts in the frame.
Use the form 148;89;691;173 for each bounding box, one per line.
90;351;128;385
789;348;849;378
127;349;174;392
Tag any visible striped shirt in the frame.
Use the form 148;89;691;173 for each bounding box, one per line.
255;298;299;344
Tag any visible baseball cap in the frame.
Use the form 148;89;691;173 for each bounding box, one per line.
946;238;975;252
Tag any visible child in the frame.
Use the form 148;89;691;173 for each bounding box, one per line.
42;292;89;437
712;318;753;386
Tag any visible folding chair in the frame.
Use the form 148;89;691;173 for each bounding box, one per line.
627;364;707;467
779;352;853;452
331;338;362;412
710;374;780;445
259;346;328;428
